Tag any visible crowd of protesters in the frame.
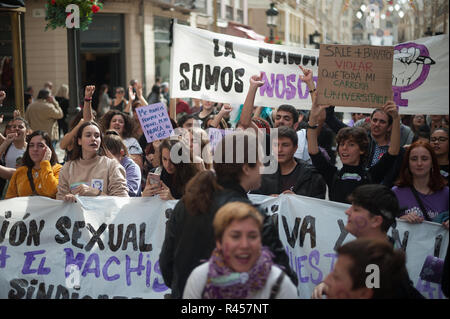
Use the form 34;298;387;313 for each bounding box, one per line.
0;64;448;300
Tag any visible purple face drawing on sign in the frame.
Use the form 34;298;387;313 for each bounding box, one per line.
392;43;436;107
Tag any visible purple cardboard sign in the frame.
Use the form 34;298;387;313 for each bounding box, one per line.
135;103;174;143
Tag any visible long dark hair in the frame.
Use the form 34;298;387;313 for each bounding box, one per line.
183;130;261;215
395;140;446;190
22;130;59;167
159;138;199;197
99;110;136;139
69;121;107;161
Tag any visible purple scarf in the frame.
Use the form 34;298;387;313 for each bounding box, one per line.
202;246;274;299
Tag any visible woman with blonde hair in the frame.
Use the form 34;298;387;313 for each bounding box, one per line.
159;131;297;299
183;202;298;299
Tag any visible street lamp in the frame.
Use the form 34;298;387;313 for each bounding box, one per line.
309;30;321;49
266;2;279;42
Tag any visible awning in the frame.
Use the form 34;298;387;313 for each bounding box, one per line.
234;26;266;42
223;21;266;42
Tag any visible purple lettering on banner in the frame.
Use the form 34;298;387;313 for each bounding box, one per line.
152;260;169;292
259;72;275;97
82;253;101;278
285;246;294;271
438;284;444;299
275;74;286;99
297;77;308;99
297;255;309;283
0;246;10;268
324;253;338;272
64;248;85;277
125;253;145;286
146;255;152;287
286;74;297;100
22;250;51;275
309;249;323;285
103;256;120;281
416;278;439;299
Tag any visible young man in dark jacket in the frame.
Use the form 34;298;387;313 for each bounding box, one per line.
253;126;326;199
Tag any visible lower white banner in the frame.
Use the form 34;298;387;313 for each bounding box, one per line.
0;195;448;299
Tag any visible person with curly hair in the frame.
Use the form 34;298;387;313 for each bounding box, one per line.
99;109;143;170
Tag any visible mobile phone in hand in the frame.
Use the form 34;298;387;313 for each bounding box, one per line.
148;173;160;185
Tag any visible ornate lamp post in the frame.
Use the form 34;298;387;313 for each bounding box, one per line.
266;2;279;43
309;30;321;49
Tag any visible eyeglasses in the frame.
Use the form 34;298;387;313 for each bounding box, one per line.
430;137;449;143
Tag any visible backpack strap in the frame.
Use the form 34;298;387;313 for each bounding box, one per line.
410;186;432;221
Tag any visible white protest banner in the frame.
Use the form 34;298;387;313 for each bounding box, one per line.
0;195;448;299
170;24;448;115
0;196;172;299
135;102;174;143
250;194;449;299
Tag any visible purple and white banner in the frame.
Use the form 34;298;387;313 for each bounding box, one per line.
170;24;448;115
0;195;448;299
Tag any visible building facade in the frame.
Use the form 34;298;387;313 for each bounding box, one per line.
2;0;447;115
247;0;354;48
23;0;195;102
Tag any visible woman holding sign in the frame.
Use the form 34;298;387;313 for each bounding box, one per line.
302;66;401;204
56;121;129;202
99;110;143;170
183;202;298;299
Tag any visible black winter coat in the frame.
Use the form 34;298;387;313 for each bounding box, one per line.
325;106;404;188
159;181;298;299
252;158;326;199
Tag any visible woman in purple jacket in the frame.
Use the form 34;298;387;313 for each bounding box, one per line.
392;140;449;229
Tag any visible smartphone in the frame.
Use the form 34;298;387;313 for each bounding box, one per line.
148;173;160;185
